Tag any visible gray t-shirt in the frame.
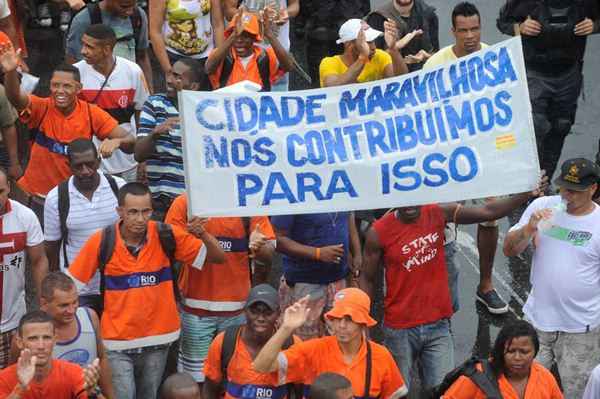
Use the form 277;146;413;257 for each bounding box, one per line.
66;5;149;62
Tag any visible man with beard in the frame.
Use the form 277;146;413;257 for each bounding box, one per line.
366;0;439;72
43;139;125;313
134;59;201;221
203;284;300;399
359;176;548;391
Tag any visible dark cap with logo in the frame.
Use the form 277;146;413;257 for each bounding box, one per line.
554;158;600;191
245;284;279;311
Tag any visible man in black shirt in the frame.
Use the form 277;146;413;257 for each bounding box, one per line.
366;0;439;72
497;0;599;181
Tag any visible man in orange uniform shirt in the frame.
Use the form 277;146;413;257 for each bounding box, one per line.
165;193;275;387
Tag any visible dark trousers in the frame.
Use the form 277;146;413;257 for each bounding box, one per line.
528;63;583;181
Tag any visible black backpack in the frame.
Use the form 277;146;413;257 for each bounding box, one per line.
220;324;300;398
97;222;180;300
216;50;271;91
84;2;143;51
57;174;119;270
426;357;502;399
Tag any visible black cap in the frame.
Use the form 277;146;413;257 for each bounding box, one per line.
245;284;279;311
554;158;600;191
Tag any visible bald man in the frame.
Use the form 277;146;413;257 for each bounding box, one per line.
160;373;201;399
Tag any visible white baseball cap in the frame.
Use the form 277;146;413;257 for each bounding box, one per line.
336;19;383;44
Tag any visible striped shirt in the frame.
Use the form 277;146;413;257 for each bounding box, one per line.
137;94;185;201
44;173;126;296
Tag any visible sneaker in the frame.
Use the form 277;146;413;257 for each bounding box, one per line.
476;289;509;314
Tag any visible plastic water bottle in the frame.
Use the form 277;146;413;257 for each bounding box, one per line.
537;199;567;232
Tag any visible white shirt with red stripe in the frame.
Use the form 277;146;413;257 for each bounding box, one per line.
74;56;149;174
0;200;44;333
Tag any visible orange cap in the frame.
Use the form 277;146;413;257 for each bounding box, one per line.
225;12;262;41
325;288;377;327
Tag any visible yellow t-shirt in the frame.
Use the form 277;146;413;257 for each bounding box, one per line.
319;49;393;87
423;43;489;69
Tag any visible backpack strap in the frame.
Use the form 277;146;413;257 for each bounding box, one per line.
220;324;243;385
156;222;180;300
364;340;373;399
218;53;235;89
464;360;502;399
87;2;103;25
130;7;142;52
105;174;119;198
257;49;271;92
98;224;118;296
57;180;71;269
29;103;50;142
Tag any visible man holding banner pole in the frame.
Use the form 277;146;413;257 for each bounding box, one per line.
359;175;548;391
423;1;506;316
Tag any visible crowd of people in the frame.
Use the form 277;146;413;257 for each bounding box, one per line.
0;0;599;398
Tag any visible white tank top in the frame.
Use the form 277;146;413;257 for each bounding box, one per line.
53;307;98;367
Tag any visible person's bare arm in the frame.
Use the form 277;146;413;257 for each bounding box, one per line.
205;24;236;75
322;30;369;87
148;0;171;75
187;217;226;263
2;124;22;180
211;0;225;48
348;212;361;273
263;7;294;72
88;309;114;399
136;50;154;94
503;207;551;257
44;240;61;272
275;227;344;264
253;296;309;373
286;0;299;18
223;0;237;20
135;117;179;162
358;228;382;299
0;44;29;112
27;243;48;303
383;21;422;77
102;126;135;154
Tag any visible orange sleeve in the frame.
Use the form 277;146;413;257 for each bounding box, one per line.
441;375;482;399
19;95;48;128
280;339;317;384
204;332;226;383
380;349;407;399
250;216;276;240
89;103;118;140
68;231;102;284
266;47;285;84
171;223;207;267
165;194;188;230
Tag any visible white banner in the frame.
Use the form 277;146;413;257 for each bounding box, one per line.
180;37;539;217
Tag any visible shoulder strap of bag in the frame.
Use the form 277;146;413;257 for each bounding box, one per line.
257;49;271;92
130;7;142;51
98;224;117;296
219;53;235;89
87;2;103;25
58;180;71;269
221;324;243;385
465;360;502;399
364;340;373;399
156;222;180;300
105;174;119;198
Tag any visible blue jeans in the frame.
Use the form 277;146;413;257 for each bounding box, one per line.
106;345;170;399
444;241;460;313
384;319;454;390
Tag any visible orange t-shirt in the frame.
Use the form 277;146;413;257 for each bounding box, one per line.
278;336;408;399
165;194;275;315
67;221;206;351
0;359;87;398
18;95;117;196
209;45;284;90
442;362;563;399
205;329;301;399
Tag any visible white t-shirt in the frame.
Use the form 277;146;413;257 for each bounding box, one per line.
0;200;44;333
74;57;149;174
44;174;125;296
583;364;600;399
510;195;600;332
0;0;10;19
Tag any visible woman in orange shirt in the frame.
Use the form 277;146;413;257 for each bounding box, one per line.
443;320;563;399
